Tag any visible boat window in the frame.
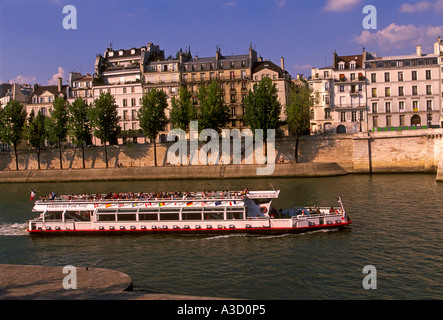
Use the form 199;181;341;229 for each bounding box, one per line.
97;214;116;221
45;211;64;221
139;208;160;213
66;211;91;221
160;213;180;221
97;208;117;213
159;208;181;213
204;212;224;220
118;208;138;213
227;211;244;219
182;212;203;220
139;213;158;221
117;214;136;221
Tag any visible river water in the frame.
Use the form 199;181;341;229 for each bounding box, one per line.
0;174;441;300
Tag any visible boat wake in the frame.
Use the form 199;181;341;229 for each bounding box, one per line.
0;222;28;236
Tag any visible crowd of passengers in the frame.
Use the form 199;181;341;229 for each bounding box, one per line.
40;188;250;202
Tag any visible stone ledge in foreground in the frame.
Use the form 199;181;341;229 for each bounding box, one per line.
0;264;227;300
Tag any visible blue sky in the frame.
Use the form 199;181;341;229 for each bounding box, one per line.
1;0;443;85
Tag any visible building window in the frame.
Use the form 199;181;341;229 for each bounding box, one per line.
426;85;432;95
241;70;246;79
399;86;404;96
371;73;377;83
350;73;356;81
385;72;390;82
123;99;127;107
385;102;391;113
412;86;418;96
400;115;405;126
131;98;136;106
338;62;345;70
340;85;345;93
325;108;331;119
412;71;417;81
399;101;405;111
413;101;419;112
352;111;357;122
426;100;433;111
398;72;404;82
350;62;356;69
372;103;378;113
372;88;377;97
426;70;432;80
386;115;392;127
385;87;391;97
373;116;378;128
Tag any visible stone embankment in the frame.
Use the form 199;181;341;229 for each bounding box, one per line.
0;162;348;183
0;264;226;300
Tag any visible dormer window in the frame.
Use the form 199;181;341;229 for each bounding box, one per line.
119;50;124;56
338;62;345;70
131;49;136;55
350;61;356;69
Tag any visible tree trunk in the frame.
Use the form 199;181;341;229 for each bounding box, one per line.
36;149;41;170
104;142;108;168
295;137;300;164
153;138;157;167
81;144;86;169
58;142;63;169
13;145;19;171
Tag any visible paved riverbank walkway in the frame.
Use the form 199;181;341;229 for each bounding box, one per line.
0;264;225;300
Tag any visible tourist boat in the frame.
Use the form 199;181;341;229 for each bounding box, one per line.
27;190;352;235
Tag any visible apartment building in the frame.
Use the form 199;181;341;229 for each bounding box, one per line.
67;72;94;105
26;77;67;117
366;41;442;131
309;67;334;134
251;57;292;135
93;43;163;143
142;54;181;136
180;45;258;130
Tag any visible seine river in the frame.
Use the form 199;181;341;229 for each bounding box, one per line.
0;174;441;300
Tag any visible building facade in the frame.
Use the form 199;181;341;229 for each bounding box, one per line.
26;78;67;117
366;42;442;131
67;72;94;106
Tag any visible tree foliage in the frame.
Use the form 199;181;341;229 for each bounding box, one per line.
47;96;69;169
90;92;121;168
243;77;281;137
196;81;230;133
285;81;314;163
68;98;93;168
27;110;47;170
169;86;197;131
138;88;168;166
0;100;27;170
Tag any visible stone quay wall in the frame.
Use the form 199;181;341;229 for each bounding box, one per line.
1;129;443;180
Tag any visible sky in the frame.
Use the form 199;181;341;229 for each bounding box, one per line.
1;0;443;86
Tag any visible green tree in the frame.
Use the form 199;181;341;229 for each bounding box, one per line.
243;77;281;155
285;81;313;163
196;81;230;133
27;110;47;170
138;89;168;167
47;96;69;169
89;92;121;168
68;98;93;169
169;86;197;131
0;101;27;170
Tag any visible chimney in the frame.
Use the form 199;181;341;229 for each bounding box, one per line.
416;45;422;57
58;77;62;92
280;57;285;71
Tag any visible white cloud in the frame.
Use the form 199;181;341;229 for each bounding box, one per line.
275;0;286;8
324;0;362;12
400;0;443;12
48;67;66;86
293;64;313;70
354;23;443;50
8;74;37;84
222;1;237;8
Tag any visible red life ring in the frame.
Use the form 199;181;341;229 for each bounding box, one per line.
260;206;268;213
